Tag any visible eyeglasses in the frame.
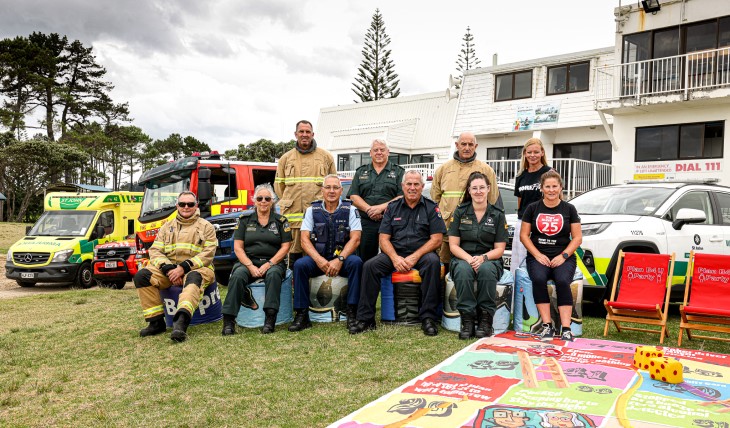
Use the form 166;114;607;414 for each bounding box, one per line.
255;196;273;202
323;186;341;191
177;202;196;208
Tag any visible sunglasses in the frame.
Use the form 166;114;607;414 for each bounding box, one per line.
177;202;196;208
255;196;273;202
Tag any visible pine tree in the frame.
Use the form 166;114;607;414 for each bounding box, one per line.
455;26;481;85
352;9;400;103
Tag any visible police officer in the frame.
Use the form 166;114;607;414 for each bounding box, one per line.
289;175;363;331
135;191;217;343
448;172;507;340
221;184;292;335
347;139;405;262
350;170;447;337
274;120;337;267
431;132;499;266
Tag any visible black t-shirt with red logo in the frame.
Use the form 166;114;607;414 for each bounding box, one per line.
521;200;581;258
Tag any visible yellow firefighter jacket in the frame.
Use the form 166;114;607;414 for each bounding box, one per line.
149;210;217;271
430;158;499;229
274;146;336;228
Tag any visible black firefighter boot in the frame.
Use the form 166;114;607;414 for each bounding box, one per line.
170;310;191;343
475;311;494;338
261;309;277;334
221;314;237;336
459;312;476;340
345;304;358;330
139;315;167;337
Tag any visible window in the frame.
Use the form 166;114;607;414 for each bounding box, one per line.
389;153;409;166
495;70;532;101
664;191;713;224
410;154;434;164
94;211;115;237
487;147;522;161
337;152;409;171
554;141;612;164
547;62;590;95
210;166;237;202
715;191;730;224
636;121;724;162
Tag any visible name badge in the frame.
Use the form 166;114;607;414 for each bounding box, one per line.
246;226;257;232
460;219;473;225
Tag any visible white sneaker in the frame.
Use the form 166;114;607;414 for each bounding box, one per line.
536;323;555;342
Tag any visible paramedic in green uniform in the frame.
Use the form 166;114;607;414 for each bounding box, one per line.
221;183;292;335
347;139;405;262
448;172;508;340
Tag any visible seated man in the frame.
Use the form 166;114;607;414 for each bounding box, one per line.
134;191;218;342
350;170;446;336
290;174;363;331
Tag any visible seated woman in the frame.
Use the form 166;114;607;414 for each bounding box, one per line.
519;170;582;342
448;172;508;340
221;183;292;335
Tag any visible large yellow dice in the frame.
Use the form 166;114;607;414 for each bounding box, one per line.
633;346;664;370
649;357;683;384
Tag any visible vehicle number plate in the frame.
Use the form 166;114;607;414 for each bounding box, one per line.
20;272;35;279
105;261;117;268
502;255;511;268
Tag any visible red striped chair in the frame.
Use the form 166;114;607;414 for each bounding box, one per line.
679;251;730;346
604;251;675;344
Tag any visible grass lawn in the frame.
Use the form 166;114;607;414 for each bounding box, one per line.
0;289;728;427
0;222;32;253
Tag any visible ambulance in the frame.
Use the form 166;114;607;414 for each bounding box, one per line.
5;191;143;288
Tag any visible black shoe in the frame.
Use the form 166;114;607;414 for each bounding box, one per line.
475;311;494;338
349;319;377;335
288;310;312;332
345;304;358;330
458;313;475;340
221;314;236;336
139;316;166;337
170;312;191;343
421;318;438;336
262;309;277;334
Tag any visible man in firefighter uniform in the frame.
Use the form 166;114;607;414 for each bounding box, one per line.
289;175;363;331
346;139;405;262
274;120;337;265
431;132;499;265
134;191;217;342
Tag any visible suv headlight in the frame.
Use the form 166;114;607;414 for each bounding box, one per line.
93;248;98;257
6;251;11;262
581;223;610;237
51;249;74;263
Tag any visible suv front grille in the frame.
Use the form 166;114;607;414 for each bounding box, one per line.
13;252;50;264
97;247;132;259
209;217;239;242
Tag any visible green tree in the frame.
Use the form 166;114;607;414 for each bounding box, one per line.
455;26;481;84
141;133;211;170
352;9;400;103
0;36;42;139
225;139;295;162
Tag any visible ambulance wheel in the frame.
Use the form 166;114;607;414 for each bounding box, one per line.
16;280;36;288
74;261;96;289
100;281;126;290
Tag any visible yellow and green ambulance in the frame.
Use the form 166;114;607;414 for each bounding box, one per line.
5;191;142;288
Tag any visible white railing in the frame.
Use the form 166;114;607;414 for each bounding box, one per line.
595;46;730;102
486;159;614;199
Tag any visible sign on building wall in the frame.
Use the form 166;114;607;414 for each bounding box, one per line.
633;160;723;181
514;101;562;131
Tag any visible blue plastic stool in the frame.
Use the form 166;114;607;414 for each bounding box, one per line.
236;269;293;328
159;281;222;327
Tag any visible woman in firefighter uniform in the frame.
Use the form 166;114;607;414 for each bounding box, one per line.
448;172;508;340
221;184;292;335
135;191;218;343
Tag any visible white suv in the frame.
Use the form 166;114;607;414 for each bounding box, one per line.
569;181;730;302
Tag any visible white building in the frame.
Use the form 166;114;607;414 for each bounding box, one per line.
596;0;730;184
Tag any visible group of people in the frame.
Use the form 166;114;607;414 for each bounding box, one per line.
133;120;582;343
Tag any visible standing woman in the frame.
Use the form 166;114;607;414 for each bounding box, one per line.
512;138;551;275
519;170;582;342
221;183;292;335
448;172;508;340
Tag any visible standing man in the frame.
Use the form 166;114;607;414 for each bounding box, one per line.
134;191;217;343
347;139;405;262
431;132;499;266
350;170;446;337
289;175;363;331
274;120;337;266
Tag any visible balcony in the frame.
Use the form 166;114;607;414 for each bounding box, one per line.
594;46;730;110
340;159;614;199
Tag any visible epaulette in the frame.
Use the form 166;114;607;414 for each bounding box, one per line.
490;203;505;213
238;209;255;219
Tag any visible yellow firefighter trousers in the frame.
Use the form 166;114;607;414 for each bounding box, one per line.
138;264;216;320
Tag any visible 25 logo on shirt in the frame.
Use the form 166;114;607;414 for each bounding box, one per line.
536;213;563;236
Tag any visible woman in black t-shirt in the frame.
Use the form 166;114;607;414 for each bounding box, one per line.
519;170;582;342
512;138;551;275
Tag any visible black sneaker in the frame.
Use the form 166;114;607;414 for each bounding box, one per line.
349;319;376;335
536;323;555;342
560;327;575;342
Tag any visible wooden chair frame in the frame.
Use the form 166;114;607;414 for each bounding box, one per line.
678;251;730;346
603;251;675;344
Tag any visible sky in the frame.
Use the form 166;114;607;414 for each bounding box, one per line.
0;0;620;152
